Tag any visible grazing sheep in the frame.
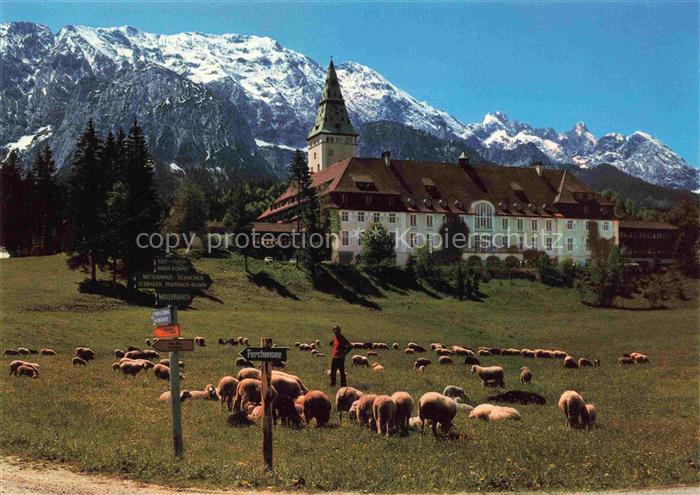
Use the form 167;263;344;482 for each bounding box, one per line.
552;350;568;359
404;347;415;355
135;359;155;369
154;364;184;381
520;349;535;358
294;342;301;347
233;378;263;412
356;394;378;428
373;395;397;437
558;390;589;428
119;361;144;377
158;358;184;368
187;384;217;400
216;376;240;411
272;370;308;395
442;385;469;402
476;349;491;357
537;350;555;359
141;350;159;360
3;349;19;356
113;349;125;358
248;405;264;421
392;343;400;350
469;403;521;421
39;348;56;356
502;348;521;356
454;399;474;414
194;337;206;347
145;338;152;347
391;391;414;433
272;393;302;427
618;356;635;366
563;356;578;369
463;356;480;365
578;358;599;367
9;360;39;376
127;346;140;352
418;365;426;373
486;390;546;405
634;354;650;364
351;355;370;367
16;365;39;378
298;343;312;351
438;356;454;365
367;351;379;357
72;356;88;366
237;367;261;381
372;363;384;372
418;392;457;435
17;347;30;355
303;390;332;427
471;365;505;388
520;366;532;385
270;373;305;399
74;347;96;361
159;390;193;403
410;345;426;353
436;348;454;356
235;357;254;367
335;387;364;420
111;362;121;371
413;358;431;369
348;400;359;421
242;338;249;345
585;404;597;427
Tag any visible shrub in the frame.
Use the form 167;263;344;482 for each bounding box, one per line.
504;256;520;269
358;222;396;275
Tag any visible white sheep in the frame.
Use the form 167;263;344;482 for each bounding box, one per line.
418;392;457;435
373;395;397;437
469;403;521;421
519;366;532;385
390;391;414;433
558;390;589;428
471;365;505;387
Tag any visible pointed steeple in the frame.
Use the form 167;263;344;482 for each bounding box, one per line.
308;59;358;139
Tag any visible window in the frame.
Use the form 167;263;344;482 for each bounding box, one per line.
426;214;433;228
546;237;553;251
409;214;417;227
474;201;494;230
313;152;317;159
531;235;538;250
567;238;574;252
357;211;365;223
388;213;396;224
603;221;610;231
357;230;365;245
517;234;524;250
389;231;396;246
409;233;416;248
341;231;349;247
546;220;553;232
531;219;538;231
372;212;381;223
566;220;574;229
517;218;524;231
501;218;509;230
341;211;349;222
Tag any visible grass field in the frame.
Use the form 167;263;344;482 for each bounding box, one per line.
0;254;698;492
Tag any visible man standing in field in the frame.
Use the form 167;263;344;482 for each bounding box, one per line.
330;325;351;387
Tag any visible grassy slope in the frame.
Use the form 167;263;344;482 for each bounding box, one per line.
0;255;698;492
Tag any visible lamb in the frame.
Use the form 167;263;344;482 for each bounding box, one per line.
563;356;579;368
351;355;370;367
558;390;590;428
9;360;39;376
418;392;457;435
451;346;473;356
233;378;263;412
469;403;521;421
72;356;88;366
392;343;400;350
303;390;332;427
520;348;535;358
194;337;206;347
471;365;505;387
634;354;650;364
520;366;532;385
585;404;597;427
235;357;253;367
187;384;217;400
618;356;635;365
40;348;56;356
17;347;30;355
391;391;414;433
404;347;416;354
159;390;193;403
119;361;145;377
153;364;184;381
74;347;96;361
413;357;431;369
373;395;397;437
237;367;261;381
335;386;364;420
16;365;39;378
216;376;240;411
3;349;19;356
158;358;184;368
272;393;302;427
442;385;469;402
438;356;454;365
436;348;454;356
356;394;378;428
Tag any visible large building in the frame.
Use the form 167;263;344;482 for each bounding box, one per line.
257;61;677;266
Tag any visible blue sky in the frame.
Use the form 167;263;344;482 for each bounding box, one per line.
2;1;698;166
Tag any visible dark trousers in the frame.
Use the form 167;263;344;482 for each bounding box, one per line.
330;356;347;387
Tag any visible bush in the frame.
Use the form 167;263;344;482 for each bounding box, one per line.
504;256;520;269
358;222;396;275
467;255;482;268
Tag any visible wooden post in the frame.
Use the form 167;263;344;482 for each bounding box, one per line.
169;305;183;457
260;336;273;470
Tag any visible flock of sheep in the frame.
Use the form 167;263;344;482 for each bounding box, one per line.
4;337;651;436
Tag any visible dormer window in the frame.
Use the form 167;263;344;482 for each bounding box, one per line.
474;201;494;230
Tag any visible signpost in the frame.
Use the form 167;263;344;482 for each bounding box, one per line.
239;340;289;470
152;337;194;353
153;323;181;339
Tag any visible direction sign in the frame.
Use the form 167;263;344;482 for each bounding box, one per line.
240;346;288;362
153;338;194;352
151;307;173;326
133;257;213;308
154;323;181;338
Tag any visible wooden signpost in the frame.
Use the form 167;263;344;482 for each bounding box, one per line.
240;339;289;470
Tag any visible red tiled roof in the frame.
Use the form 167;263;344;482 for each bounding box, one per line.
619;220;679;230
251;221;300;233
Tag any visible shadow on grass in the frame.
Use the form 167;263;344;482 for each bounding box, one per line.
312;266;380;310
581;300;669;311
78;280;155;307
247;271;300;300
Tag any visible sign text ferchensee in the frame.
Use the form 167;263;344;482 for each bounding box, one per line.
239;347;288;362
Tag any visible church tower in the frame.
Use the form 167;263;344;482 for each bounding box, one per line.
307;60;359;173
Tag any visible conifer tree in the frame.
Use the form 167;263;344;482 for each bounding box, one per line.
31;144;62;255
289;149;322;275
0;150;26;255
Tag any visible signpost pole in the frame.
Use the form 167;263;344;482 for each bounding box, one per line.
168;305;183;457
260;337;273;470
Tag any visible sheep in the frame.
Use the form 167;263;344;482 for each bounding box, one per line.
127;346;140;352
248;405;264;421
634;354;650;364
429;343;442;351
233;378;263;412
585;404;597;427
451;346;473;356
469;403;521;421
373;342;390;350
348;400;359;421
272;370;308;394
418;392;457;435
372;395;397;437
215;376;240;411
442;385;469;402
417;365;426;373
270;373;305;399
436;348;454;356
39;348;56;356
141;350;160;360
111;362;121;371
187;384;217;400
454;399;474;414
463;356;480;365
72;356;88;366
438;356;454;365
159;390;193;403
134;359;155;369
17;347;30;355
298;343;312;351
114;349;125;358
366;351;379;357
476;349;491;357
3;349;19;356
372;363;385;372
235;357;253;367
119;361;144;377
618;356;635;366
392;343;400;350
471;365;505;388
502;348;521;356
194;337;206;347
413;357;431;369
520;366;532;385
237;367;261;381
558;390;590;428
294;342;301;347
351;355;370;367
16;365;39;378
272;393;302;427
74;347;96;361
145;338;152;347
243;338;249;345
520;348;535;358
303;390;331;427
9;360;39;376
335;386;364;420
410;345;426;353
404;347;416;355
153;364;183;381
552;350;568;359
486;391;546;405
158;358;184;368
391;391;414;433
356;394;378;428
563;356;578;369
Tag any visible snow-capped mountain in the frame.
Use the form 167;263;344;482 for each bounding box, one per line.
1;22;697;190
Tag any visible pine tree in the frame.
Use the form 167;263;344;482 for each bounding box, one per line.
166;180;209;237
223;184;255;272
0;150;26;254
31;145;62;255
289;149;322;275
68;119;105;282
103;181;130;289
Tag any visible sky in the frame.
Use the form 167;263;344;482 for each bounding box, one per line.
2;1;698;166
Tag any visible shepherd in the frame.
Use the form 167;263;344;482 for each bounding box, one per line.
330;325;351;387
